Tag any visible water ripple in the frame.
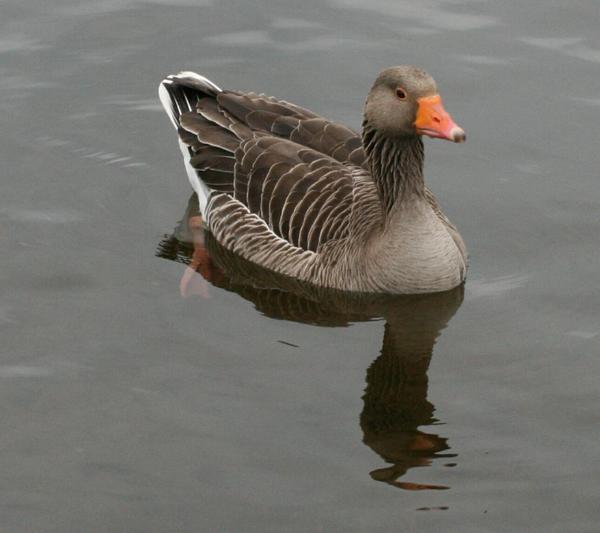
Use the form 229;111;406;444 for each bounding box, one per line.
521;37;600;64
0;366;53;378
0;35;48;54
467;275;529;298
328;0;497;31
58;0;212;17
0;207;83;224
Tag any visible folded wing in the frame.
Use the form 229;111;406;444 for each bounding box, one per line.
159;73;361;253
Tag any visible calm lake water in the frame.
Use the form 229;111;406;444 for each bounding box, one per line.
2;0;600;531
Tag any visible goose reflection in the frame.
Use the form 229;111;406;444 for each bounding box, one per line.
157;194;464;490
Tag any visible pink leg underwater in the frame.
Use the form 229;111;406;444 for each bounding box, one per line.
179;216;223;298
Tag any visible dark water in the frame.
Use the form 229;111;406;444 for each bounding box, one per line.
2;1;600;531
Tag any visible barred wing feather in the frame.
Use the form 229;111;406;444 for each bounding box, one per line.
159;72;360;254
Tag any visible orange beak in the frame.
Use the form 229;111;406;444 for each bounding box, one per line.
414;94;465;143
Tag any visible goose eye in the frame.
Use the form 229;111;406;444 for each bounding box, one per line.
395;87;407;100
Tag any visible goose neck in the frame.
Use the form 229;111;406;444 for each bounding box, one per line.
362;123;425;213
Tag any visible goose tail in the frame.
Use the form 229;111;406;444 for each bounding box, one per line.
158;71;222;128
158;72;223;214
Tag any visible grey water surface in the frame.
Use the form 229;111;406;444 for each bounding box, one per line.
2;0;600;531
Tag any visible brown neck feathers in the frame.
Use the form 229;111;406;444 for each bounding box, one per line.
362;122;425;213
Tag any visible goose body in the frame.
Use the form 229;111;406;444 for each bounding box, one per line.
159;67;468;294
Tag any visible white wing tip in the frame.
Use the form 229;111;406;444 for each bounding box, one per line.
175;71;222;93
158;81;178;128
162;71;222;94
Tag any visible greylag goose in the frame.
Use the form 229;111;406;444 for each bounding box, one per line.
158;66;467;294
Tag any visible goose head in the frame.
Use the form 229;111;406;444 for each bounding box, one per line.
364;66;465;143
